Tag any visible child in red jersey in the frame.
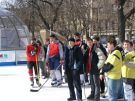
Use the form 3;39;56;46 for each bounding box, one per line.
46;34;64;87
26;38;41;87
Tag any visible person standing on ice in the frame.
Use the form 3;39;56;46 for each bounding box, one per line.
26;38;41;87
74;32;88;85
64;38;83;101
46;34;64;86
86;37;106;101
122;40;135;101
100;37;125;101
36;40;46;79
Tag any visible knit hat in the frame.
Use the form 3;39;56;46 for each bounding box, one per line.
68;38;75;42
50;34;56;38
74;32;81;36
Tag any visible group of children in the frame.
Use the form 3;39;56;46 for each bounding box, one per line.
26;33;135;101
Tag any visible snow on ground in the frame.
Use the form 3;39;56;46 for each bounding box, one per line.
0;65;108;101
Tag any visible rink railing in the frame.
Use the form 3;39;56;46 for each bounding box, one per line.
0;50;27;66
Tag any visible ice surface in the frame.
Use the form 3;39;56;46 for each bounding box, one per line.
0;65;108;101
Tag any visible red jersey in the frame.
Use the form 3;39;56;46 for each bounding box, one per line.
26;44;40;61
49;42;59;57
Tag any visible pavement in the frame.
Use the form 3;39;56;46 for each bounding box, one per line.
0;65;109;101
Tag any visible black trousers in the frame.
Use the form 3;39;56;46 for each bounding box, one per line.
66;68;82;100
27;61;39;75
100;78;105;93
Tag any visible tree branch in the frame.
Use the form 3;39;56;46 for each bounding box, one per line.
117;0;127;6
51;0;64;29
39;0;53;8
28;0;39;10
28;0;50;29
38;9;50;29
125;7;135;19
120;0;127;6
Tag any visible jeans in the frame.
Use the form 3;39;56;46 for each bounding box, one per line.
118;78;125;100
108;78;123;101
90;74;100;100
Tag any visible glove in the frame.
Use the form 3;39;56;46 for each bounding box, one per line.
59;59;64;64
31;50;36;56
46;62;49;67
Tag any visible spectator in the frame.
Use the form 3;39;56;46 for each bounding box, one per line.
37;40;46;79
86;37;106;101
93;35;107;95
122;40;135;101
74;32;88;84
65;38;83;101
101;37;124;101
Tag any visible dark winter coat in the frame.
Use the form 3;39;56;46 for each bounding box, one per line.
86;44;106;75
64;45;83;72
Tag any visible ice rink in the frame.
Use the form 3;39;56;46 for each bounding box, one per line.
0;65;108;101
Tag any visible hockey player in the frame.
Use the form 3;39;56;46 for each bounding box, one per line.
46;34;64;87
26;38;41;87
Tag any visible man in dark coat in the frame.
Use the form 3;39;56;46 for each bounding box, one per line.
64;38;83;101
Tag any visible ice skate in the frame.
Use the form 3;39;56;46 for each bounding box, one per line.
36;80;41;87
54;80;62;87
51;79;57;86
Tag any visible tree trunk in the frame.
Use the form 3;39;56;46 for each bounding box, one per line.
117;5;126;42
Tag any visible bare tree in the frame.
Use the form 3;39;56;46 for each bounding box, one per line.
115;0;135;41
28;0;64;30
3;0;135;40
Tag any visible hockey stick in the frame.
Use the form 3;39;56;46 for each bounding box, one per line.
35;55;40;80
30;64;62;92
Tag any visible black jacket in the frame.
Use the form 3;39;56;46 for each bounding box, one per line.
86;44;100;75
64;45;83;71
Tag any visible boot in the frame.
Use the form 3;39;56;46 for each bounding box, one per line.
36;80;41;87
55;80;62;87
51;79;57;86
30;76;34;86
87;94;94;100
30;79;34;86
36;78;41;87
67;97;76;101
